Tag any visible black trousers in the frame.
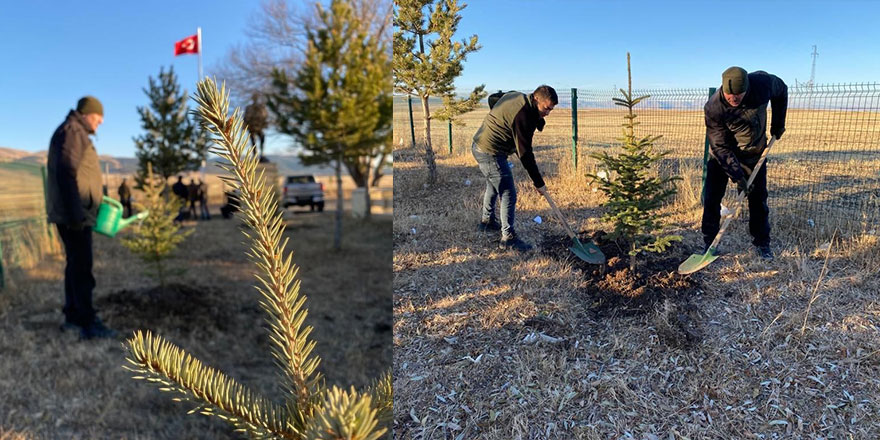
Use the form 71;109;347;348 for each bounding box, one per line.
56;224;96;326
701;157;770;248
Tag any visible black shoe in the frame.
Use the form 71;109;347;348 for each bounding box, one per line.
756;245;774;260
477;219;502;233
500;235;533;252
81;318;118;340
60;320;82;334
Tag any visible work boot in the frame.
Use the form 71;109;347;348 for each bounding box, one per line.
81;317;118;340
756;245;774;261
60;320;81;334
500;234;533;252
477;218;502;233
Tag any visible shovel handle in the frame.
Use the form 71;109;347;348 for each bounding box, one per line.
708;136;778;251
541;191;577;240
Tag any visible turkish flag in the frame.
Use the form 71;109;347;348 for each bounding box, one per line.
174;34;199;56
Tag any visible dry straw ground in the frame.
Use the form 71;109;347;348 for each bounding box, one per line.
393;108;880;438
0;209;391;439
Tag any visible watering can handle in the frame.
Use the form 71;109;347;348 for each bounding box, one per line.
102;195;122;209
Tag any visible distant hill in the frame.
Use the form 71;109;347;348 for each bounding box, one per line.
0;146;381;177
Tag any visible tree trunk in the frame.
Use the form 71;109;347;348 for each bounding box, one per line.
334;150;343;251
629;243;637;272
363;186;372;219
420;96;437;184
370;152;387;187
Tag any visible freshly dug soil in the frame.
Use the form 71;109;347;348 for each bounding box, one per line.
97;283;245;335
540;230;701;318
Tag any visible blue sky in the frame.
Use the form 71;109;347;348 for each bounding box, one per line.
0;1;288;158
449;1;880;93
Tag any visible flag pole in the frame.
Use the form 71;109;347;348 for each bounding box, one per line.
197;27;203;80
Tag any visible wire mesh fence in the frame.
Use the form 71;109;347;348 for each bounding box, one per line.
0;161;60;288
395;82;880;236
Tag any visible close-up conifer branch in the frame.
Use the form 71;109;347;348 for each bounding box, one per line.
123;78;391;440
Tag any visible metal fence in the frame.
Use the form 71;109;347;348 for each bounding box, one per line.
395;83;880;236
0;161;60;288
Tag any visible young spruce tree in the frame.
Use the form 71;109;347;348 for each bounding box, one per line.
268;0;391;239
393;0;485;184
134;66;209;183
121;162;192;288
587;53;682;271
123;78;392;440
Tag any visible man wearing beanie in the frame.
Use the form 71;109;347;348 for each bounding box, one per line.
46;96;117;339
703;67;788;260
472;85;557;251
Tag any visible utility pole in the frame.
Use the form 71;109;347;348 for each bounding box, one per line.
808;45;819;91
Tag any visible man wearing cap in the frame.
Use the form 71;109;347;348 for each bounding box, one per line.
47;96;117;339
472;85;556;251
703;67;788;260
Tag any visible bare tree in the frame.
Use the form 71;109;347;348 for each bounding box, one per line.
212;0;390;107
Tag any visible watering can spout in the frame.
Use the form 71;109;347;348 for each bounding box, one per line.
119;211;149;231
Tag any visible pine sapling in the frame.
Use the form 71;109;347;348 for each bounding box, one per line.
587;53;682;271
121;162;192;287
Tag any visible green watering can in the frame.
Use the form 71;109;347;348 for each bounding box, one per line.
95;196;148;237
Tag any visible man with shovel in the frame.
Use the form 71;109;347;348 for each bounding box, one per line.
472;85;557;251
702;67;788;260
47;96;117;339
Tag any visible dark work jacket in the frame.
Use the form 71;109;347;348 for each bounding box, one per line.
704;71;788;182
46;110;103;226
473;92;546;188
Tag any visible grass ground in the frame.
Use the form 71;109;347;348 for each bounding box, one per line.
0;208;391;439
392;134;880;438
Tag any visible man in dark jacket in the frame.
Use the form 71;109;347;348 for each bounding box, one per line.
171;175;188;222
703;67;788;260
47;96;117;339
118;178;132;218
472;85;556;251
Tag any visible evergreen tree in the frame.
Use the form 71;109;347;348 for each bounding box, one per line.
121;162;192;287
393;0;485;184
133;66;209;184
267;0;391;243
124;78;393;440
587;53;682;271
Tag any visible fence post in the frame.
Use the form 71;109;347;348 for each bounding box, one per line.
700;87;716;205
447;119;453;155
571;88;578;170
408;95;416;148
40;165;54;241
0;240;4;289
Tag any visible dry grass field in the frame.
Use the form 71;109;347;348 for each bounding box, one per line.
393;105;880;438
396;101;880;234
0;209;391;439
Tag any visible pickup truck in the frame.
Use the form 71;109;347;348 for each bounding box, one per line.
282;175;324;211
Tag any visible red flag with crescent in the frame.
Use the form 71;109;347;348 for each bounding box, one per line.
174;34;199;56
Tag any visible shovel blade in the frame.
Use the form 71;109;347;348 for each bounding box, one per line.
678;251;719;275
571;238;606;264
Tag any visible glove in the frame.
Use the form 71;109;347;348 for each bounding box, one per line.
736;177;753;196
770;126;785;140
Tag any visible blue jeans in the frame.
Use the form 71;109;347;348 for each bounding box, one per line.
472;143;516;238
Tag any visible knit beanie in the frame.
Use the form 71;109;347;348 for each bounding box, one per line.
76;96;104;116
721;67;749;95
